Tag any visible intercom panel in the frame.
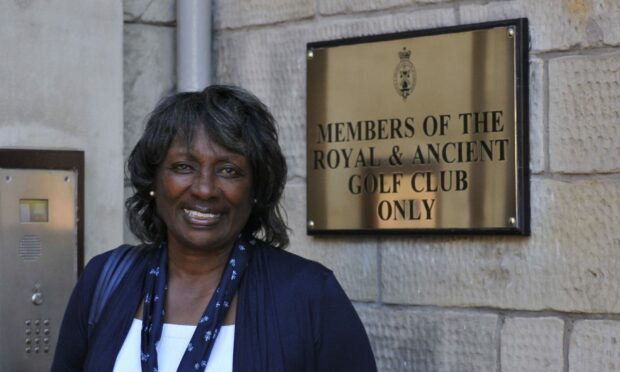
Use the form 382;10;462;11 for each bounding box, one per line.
0;168;78;371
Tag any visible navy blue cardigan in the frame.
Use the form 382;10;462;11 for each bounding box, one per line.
52;242;377;371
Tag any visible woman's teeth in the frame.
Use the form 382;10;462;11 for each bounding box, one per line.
184;209;219;219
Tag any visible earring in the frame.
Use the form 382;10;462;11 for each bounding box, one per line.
149;190;155;197
253;198;258;204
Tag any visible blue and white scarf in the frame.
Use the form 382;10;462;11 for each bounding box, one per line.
140;236;252;372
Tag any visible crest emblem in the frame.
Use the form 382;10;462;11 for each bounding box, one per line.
393;47;416;101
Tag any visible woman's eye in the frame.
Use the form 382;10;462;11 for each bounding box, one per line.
171;163;193;173
219;166;240;177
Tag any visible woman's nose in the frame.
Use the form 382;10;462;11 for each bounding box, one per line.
191;169;218;198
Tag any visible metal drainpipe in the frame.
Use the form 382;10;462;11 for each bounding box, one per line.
177;0;211;92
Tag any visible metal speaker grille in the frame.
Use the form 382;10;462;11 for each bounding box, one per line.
19;235;42;261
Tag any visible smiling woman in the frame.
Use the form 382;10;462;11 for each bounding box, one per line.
155;131;254;255
52;85;377;372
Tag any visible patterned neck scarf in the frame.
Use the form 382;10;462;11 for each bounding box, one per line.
140;236;252;372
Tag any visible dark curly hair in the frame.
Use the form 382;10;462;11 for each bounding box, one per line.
125;85;289;248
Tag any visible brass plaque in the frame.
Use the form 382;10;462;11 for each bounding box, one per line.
306;19;529;234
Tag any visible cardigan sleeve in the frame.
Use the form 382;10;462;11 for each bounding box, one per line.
314;272;377;372
51;252;109;372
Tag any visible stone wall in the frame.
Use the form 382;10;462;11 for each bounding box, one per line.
123;0;620;370
123;0;176;244
0;1;124;260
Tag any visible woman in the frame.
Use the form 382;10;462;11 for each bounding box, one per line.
52;85;377;371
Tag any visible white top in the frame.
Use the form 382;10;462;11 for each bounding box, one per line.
113;319;234;372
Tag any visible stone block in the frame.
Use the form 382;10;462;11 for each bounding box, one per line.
356;306;498;372
213;0;315;29
124;0;150;21
501;317;564;372
549;52;620;173
312;6;455;43
529;58;545;174
319;0;452;15
283;183;378;302
460;0;620;52
124;23;175;161
124;0;175;23
382;178;620;313
570;320;620;372
141;0;175;23
214;8;455;180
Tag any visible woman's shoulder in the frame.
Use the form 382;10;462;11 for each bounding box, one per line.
248;241;341;304
83;245;134;272
80;244;156;286
253;241;332;280
79;246;121;283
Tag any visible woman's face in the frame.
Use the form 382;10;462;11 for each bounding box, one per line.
154;129;253;253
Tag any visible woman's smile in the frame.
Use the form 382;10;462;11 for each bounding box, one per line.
183;208;221;224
